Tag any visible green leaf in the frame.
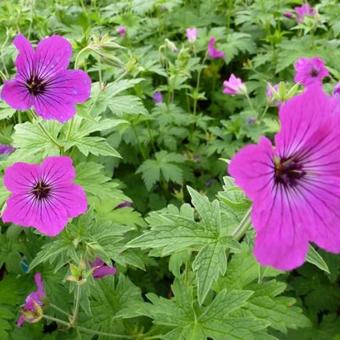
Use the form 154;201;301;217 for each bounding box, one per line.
65;136;120;158
82;274;143;336
10;121;62;160
246;282;311;333
193;242;228;305
0;102;16;120
137;151;184;190
306;245;330;274
187;186;221;232
108;95;148;116
127;215;216;254
199;289;253;322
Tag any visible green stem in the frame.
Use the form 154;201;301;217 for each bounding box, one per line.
258;104;269;121
70;284;81;326
74;46;91;69
245;92;255;113
193;52;208;115
43;315;134;339
66;119;75;141
49;303;70;317
32;112;63;152
43;315;70;328
232;207;251;241
132;123;146;160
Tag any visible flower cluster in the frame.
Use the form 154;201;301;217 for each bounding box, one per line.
0;35;90;238
229;57;340;270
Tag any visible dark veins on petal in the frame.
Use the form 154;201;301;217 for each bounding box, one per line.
31;180;52;200
274;156;306;187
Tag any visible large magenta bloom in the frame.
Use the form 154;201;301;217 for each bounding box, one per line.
2;156;87;236
294;57;329;87
17;273;45;327
1;34;91;123
229;85;340;270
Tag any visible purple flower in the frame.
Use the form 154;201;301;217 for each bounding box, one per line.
229;84;340;270
223;74;246;95
294;57;329;87
207;37;225;59
153;91;163;104
1;34;91;123
186;27;197;42
333;83;340;97
117;26;126;37
91;258;117;279
116;200;133;209
2;156;87;236
17;273;45;327
295;3;316;23
283;11;293;19
0;144;15;155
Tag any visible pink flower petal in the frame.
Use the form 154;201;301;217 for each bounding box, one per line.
34;35;73;78
1;79;32;110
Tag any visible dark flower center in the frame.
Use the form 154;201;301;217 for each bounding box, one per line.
26;76;46;96
310;68;319;77
32;181;52;200
274;157;306;187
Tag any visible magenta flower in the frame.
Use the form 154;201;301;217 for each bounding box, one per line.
223;74;246;95
0;144;15;155
117;25;126;37
207;37;225;59
283;11;293;19
333;83;340;97
294;57;329;87
153;91;163;104
2;156;87;236
17;273;45;327
91;258;117;279
295;3;316;23
186;27;197;42
1;34;91;123
229;85;340;270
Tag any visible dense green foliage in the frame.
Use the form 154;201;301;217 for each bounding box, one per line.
0;0;339;339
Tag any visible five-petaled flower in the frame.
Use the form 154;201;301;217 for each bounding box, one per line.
295;3;316;23
91;258;117;279
229;84;340;270
17;273;45;327
294;57;329;87
207;37;225;59
186;27;197;42
2;156;87;236
223;74;247;95
1;34;91;123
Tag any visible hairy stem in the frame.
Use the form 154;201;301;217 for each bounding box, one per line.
43;315;136;339
232;207;251;241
